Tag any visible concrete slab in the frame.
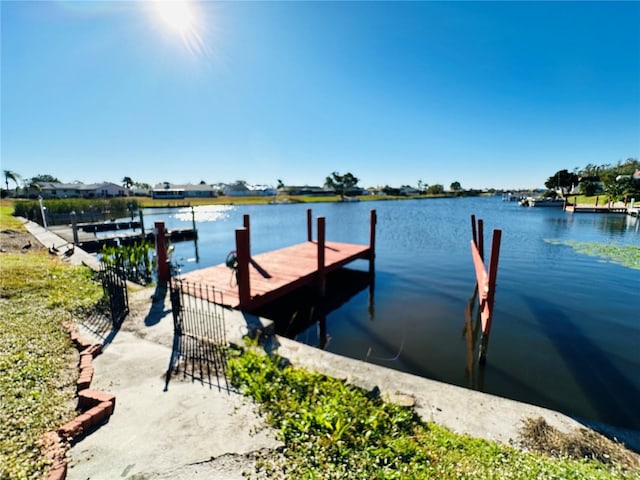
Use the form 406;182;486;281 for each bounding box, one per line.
67;287;282;480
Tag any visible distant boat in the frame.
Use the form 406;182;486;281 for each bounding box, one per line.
520;197;564;207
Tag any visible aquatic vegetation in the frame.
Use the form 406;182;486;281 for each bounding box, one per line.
545;239;640;270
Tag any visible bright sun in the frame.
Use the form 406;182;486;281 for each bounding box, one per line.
152;0;196;37
150;0;207;57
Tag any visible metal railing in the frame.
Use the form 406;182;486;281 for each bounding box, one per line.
100;261;129;327
168;278;228;389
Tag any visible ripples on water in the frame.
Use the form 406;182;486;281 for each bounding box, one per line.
155;197;640;432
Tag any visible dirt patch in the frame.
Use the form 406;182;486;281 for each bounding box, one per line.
0;229;44;254
520;417;640;472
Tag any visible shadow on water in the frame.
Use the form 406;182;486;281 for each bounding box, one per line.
250;268;373;347
522;294;640;431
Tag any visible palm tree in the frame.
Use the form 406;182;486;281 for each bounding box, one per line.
3;170;20;195
122;176;134;189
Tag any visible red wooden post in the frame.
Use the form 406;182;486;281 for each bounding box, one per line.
307;208;313;242
471;214;477;249
317;216;326;296
369;209;377;274
243;214;251;258
235;227;251;309
155;221;170;283
470;226;502;365
477;219;484;261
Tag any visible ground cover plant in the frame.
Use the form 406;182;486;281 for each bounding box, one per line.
545;239;640;270
229;348;639;479
0;205;103;479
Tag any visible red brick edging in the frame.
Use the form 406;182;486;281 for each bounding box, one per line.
41;324;116;480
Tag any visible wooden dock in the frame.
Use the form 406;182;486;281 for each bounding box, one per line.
179;209;376;311
564;204;628;214
48;224;196;253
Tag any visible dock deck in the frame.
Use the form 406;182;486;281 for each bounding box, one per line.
177;209;376;311
180;240;372;310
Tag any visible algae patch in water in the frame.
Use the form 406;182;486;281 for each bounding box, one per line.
545;239;640;270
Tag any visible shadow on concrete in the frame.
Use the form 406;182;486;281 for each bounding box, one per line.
164;332;230;393
78;308;121;348
164;280;231;393
145;282;172;327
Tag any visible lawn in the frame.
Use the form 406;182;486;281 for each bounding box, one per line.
229;347;640;479
0;203;103;479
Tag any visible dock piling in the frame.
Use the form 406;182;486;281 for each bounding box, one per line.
70;211;79;245
307;208;313;242
235;227;251;309
243;214;251;257
470;215;502;365
155;222;170;283
317;217;326;296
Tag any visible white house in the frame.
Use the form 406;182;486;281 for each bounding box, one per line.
34;182;128;198
152;182;218;199
222;183;276;196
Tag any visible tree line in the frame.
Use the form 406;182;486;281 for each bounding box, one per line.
544;157;640;201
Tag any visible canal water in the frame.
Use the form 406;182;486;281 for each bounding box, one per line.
147;196;640;432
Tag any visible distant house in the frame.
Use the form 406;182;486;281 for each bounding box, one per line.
152;182;218;199
223;183;276;197
34;182;128;199
615;170;640;182
280;185;334;196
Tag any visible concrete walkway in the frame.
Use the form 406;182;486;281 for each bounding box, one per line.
20;220;639;479
67;288;282;480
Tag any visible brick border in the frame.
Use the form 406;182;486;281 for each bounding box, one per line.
40;324;116;480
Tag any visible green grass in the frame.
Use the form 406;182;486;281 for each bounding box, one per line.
229;348;639;479
0;249;102;479
0;200;24;230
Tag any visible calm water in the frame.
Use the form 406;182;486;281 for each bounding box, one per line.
149;197;640;432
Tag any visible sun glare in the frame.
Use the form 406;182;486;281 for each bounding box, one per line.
150;0;207;57
153;0;195;36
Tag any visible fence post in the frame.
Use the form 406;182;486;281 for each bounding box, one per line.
155;221;170;283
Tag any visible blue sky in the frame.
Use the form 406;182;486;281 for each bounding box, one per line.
2;1;639;190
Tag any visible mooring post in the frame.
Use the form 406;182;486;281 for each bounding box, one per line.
317;216;326;296
369;209;377;276
478;229;502;365
477;218;484;261
236;227;251;308
470;214;477;249
191;206;198;239
155;221;170;283
307;208;313;242
139;209;146;238
243;214;251;258
70;211;79;245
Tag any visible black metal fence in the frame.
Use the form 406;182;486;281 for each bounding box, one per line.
100;261;129;327
169;278;228;389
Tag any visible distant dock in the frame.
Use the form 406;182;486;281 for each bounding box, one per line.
564;203;632;215
179;209;376;311
48;221;196;253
